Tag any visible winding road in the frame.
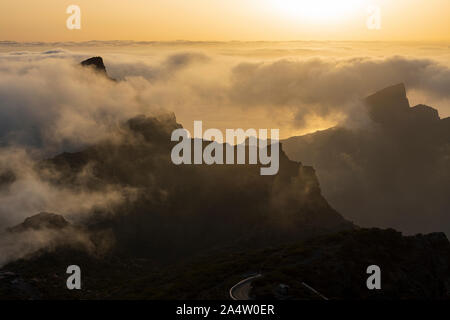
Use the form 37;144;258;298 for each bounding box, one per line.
229;274;262;300
229;274;328;300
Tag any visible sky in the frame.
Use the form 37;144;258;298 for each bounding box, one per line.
0;0;449;42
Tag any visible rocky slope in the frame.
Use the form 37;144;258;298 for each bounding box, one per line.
33;111;353;260
0;108;355;298
250;228;450;300
2;228;449;300
282;83;450;235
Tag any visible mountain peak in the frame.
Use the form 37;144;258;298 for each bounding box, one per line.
365;83;410;125
81;56;106;73
365;83;441;125
80;56;115;81
368;83;406;97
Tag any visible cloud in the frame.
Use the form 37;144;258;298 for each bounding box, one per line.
0;53;150;152
107;52;210;81
106;53;450;135
0;45;448;265
0;147;137;229
0;46;449;233
0;51;154;230
227;56;450;127
0;226;111;267
2;48;449;146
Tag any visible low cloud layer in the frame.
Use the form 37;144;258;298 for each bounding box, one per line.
1;48;449;150
228;57;450;123
107;53;450;135
0;45;449;260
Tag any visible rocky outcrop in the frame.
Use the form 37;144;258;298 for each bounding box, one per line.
282;83;450;236
410;104;440;123
80;56;115;81
81;57;107;73
365;83;441;126
8;212;69;233
365;83;410;125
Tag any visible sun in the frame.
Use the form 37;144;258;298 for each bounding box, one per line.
270;0;368;22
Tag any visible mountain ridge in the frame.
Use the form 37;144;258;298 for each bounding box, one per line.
282;82;450;235
2;58;449;300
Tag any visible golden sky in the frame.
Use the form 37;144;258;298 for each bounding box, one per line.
0;0;449;42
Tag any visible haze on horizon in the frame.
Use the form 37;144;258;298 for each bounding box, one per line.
0;0;449;42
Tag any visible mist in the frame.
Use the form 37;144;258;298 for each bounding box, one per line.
0;42;449;265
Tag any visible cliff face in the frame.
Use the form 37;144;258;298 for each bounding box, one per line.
35;112;352;259
282;83;450;235
366;83;443;128
365;83;411;125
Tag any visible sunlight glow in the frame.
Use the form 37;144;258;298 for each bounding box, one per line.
270;0;369;22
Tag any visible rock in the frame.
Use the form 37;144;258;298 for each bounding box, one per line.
365;83;410;125
365;84;441;126
8;212;69;233
81;57;107;73
80;56;115;81
282;83;450;236
127;113;182;143
410;104;440;123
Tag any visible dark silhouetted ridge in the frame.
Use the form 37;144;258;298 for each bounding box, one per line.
81;57;106;72
365;83;442;127
282;83;450;236
365;83;410;124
